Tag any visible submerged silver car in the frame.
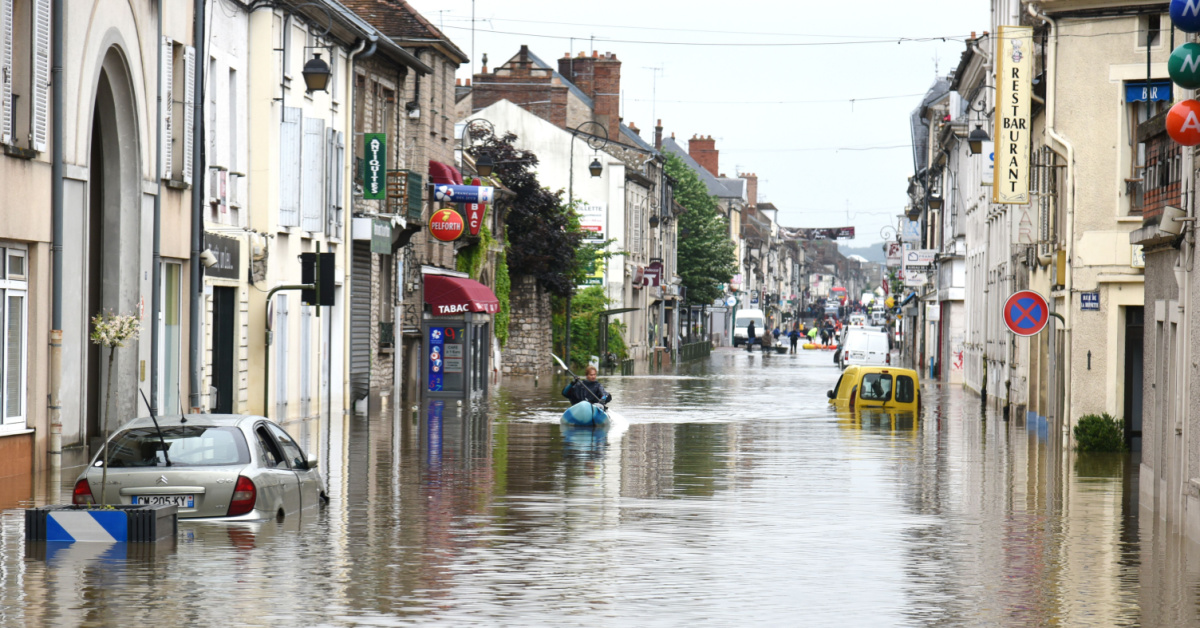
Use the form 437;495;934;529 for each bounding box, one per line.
72;414;326;520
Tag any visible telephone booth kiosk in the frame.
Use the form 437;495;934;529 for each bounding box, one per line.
421;271;499;403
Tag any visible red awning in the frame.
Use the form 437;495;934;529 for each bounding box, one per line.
428;160;462;185
424;275;499;315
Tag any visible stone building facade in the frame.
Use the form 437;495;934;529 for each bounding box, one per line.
503;275;552;376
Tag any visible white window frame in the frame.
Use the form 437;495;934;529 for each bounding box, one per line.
0;242;28;433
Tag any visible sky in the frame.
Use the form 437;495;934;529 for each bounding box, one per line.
408;0;992;246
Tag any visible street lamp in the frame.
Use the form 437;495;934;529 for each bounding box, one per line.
967;124;990;155
460;118;496;177
568;120;610;206
565;120;610;365
302;53;331;92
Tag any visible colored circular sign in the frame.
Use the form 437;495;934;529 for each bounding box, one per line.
1168;99;1200;146
429;208;464;242
1170;43;1200;88
1173;0;1200;33
725;296;737;307
1003;290;1049;337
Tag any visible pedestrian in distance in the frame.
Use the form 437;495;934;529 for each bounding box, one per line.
788;326;800;353
773;326;781;341
760;327;774;354
563;365;612;406
746;320;757;352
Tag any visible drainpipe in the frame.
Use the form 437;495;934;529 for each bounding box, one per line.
188;0;205;412
48;0;64;475
1030;4;1074;436
150;0;163;414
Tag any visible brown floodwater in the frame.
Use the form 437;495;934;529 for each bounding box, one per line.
2;348;1199;626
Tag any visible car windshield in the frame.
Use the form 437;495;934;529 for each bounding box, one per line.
736;318;762;328
101;425;250;468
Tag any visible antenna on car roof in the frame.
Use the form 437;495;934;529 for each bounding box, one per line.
139;389;173;467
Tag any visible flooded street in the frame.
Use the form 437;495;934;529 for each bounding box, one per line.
4;348;1200;626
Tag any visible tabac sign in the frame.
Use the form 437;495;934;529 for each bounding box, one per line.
993;25;1033;204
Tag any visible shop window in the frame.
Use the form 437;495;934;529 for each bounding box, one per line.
0;243;27;432
1124;81;1171;215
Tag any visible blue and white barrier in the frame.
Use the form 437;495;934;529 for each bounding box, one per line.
25;505;177;543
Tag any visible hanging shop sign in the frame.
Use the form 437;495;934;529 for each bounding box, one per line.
429;208;465;242
203;232;240;280
364;133;386;200
465;177;487;237
779;226;855;241
903;249;936;268
1172;0;1200;34
433;184;494;204
371;218;392;254
993;25;1033;204
579;203;606;242
645;260;663;287
1168;99;1200;146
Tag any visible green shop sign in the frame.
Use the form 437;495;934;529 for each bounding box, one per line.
364;133;386;200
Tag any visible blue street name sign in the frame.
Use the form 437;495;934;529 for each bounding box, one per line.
1081;291;1100;311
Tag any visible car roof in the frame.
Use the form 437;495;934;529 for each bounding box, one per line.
115;414;267;430
855;366;920;378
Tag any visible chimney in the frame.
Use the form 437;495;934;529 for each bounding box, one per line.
654;119;663;150
688;134;718;176
465;78;471;86
456;78;462;86
628;121;640;137
559;50;622;138
741;172;758;208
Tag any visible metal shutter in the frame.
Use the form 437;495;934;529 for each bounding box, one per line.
301;116;324;232
30;0;48;151
349;242;371;404
278;106;301;227
160;37;172;178
182;45;195;185
0;0;13;146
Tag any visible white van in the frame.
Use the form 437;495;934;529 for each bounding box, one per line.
838;328;891;370
733;308;765;347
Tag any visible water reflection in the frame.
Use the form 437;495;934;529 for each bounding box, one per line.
3;350;1200;624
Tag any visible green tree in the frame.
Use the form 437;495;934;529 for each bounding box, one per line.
664;153;737;305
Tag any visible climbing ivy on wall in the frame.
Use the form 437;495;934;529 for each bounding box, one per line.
494;250;511;346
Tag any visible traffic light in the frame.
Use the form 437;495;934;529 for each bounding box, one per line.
300;252;335;306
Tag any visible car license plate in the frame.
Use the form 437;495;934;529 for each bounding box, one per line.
134;494;194;508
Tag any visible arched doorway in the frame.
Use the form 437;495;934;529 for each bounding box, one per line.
84;47;141;453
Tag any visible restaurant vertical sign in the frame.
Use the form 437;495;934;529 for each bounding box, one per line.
993;26;1032;204
364;133;386;200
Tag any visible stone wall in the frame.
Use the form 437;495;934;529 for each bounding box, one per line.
504;274;552;376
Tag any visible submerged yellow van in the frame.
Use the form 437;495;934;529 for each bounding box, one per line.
827;366;921;413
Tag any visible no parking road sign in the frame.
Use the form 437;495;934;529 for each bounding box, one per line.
1003;290;1049;336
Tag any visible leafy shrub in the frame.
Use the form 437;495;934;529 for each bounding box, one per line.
1073;413;1126;452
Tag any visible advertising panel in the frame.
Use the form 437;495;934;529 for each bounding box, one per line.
993;25;1033;204
363;133;386;200
579;203;606;242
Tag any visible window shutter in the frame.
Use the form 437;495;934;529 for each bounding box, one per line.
182;45;195;185
30;0;49;151
278;106;301;227
160;37;173;178
0;0;13;146
325;128;336;235
335;131;345;239
300;117;324;232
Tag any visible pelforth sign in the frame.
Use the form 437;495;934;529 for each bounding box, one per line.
993;26;1033;204
364;133;386;200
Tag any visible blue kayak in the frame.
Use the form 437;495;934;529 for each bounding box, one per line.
562;400;610;427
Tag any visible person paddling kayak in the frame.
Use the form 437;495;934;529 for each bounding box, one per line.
563;365;612;405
